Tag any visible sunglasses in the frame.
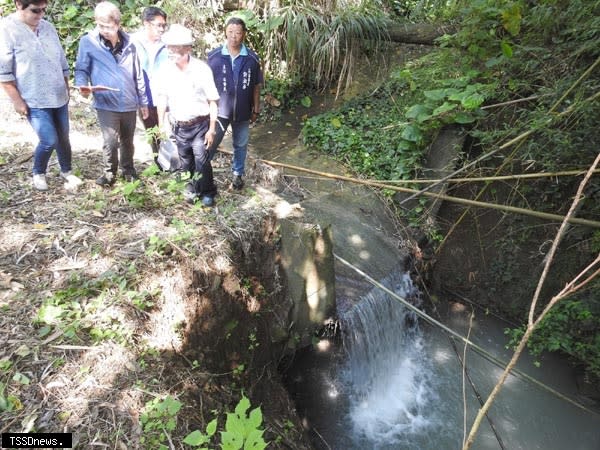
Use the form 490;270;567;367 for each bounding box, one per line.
29;6;47;14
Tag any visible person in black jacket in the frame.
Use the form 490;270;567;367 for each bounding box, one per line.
207;17;263;190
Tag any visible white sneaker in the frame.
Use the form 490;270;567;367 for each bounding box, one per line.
32;174;48;191
60;171;83;187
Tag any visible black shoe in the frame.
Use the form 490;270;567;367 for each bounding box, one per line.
96;175;115;186
123;173;140;183
232;175;244;190
183;188;198;204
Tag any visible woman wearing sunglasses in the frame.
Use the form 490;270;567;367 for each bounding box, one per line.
0;0;82;191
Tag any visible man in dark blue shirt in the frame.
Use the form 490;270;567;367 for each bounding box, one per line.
207;17;263;190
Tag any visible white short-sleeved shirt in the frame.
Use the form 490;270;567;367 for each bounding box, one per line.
153;56;219;122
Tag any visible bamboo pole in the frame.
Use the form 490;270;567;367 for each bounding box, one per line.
222;150;600;228
368;168;600;184
480;93;551;110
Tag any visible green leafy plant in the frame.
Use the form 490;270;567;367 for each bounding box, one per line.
303;53;492;182
111;179;148;208
145;125;167;145
146;235;170;257
183;395;267;450
183;419;218;448
220;396;267;450
140;395;182;450
34;270;139;344
505;298;600;378
0;382;21;412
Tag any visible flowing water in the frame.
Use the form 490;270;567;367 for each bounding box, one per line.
283;269;600;450
244;105;600;450
337;272;454;449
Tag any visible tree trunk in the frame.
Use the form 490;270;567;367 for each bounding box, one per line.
386;22;457;45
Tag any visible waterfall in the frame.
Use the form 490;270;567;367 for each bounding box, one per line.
338;271;450;449
284;268;600;450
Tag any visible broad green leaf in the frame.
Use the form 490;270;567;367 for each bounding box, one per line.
206;418;218;436
423;89;447;101
501;41;513;58
300;96;312;108
432;102;456;116
330;117;342;128
13;372;30;385
166;417;176;431
247;407;263;430
243;429;267;450
63;6;78;20
400;125;422;143
225;412;245;437
461;94;485;109
37;304;64;324
405;104;430;120
183;430;209;446
453;112;477;124
166;398;182;415
221;430;244;450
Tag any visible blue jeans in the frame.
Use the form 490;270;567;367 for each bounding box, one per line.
28;103;72;175
213;118;250;176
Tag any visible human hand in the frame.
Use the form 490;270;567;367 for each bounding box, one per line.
140;106;149;120
78;86;91;98
13;98;28;117
204;130;216;148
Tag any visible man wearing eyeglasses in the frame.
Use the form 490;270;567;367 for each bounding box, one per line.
0;0;82;191
153;24;219;207
74;1;148;186
130;6;170;170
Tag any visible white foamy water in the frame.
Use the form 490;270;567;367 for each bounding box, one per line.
338;272;455;449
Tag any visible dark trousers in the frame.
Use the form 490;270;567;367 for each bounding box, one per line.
173;120;216;198
96;109;137;178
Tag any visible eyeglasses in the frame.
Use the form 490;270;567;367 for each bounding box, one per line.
97;22;118;31
29;6;47;14
149;22;167;29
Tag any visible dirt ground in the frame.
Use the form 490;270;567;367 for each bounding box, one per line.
0;93;313;448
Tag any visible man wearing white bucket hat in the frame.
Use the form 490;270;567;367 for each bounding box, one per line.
153;24;220;206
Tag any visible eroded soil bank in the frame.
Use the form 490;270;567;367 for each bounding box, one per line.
0;94;318;448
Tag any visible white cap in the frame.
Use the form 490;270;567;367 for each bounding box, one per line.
163;24;194;46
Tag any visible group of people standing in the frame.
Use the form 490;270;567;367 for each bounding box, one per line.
0;0;262;207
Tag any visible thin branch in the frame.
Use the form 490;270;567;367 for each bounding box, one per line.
528;152;600;324
480;94;551;110
462;311;475;447
369;168;600;184
399;88;600;206
462;151;600;450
